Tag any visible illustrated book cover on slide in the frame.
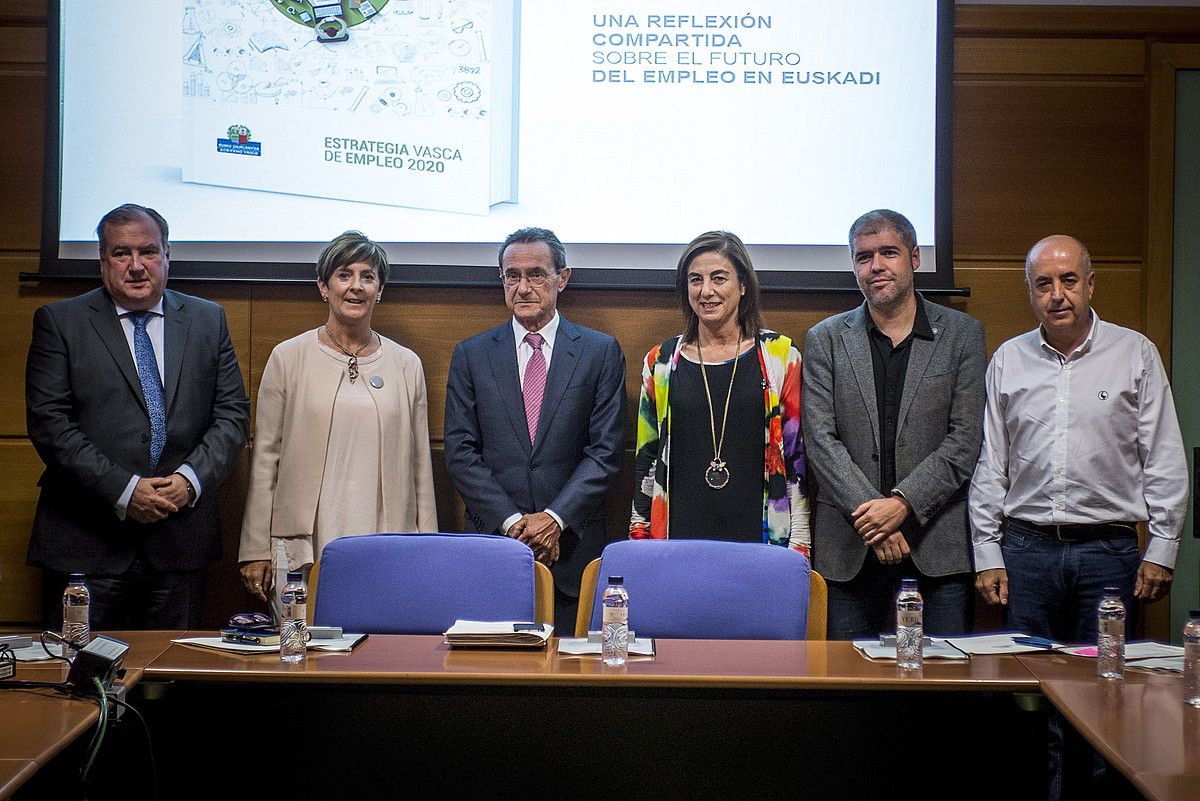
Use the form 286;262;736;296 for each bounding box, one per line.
182;0;519;214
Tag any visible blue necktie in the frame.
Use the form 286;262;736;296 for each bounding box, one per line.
129;312;166;471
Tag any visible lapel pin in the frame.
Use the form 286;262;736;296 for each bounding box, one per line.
369;375;384;389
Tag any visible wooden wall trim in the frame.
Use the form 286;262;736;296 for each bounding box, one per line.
956;37;1145;75
1146;43;1200;371
956;6;1200;38
0;0;44;26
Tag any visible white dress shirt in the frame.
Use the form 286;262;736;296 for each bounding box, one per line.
112;298;202;518
969;312;1188;571
503;312;564;536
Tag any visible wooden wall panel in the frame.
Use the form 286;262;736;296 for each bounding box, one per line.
0;439;49;625
953;80;1147;260
0;36;44;251
2;264;84;436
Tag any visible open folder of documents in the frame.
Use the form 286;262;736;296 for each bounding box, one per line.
557;637;656;657
173;634;367;654
443;621;554;648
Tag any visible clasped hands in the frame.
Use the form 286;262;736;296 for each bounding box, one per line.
509;511;561;565
851;495;912;566
127;474;191;524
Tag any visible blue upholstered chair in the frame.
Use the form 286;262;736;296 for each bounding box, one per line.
311;532;553;634
576;539;825;640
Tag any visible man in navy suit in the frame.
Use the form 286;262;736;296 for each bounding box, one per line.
445;227;626;633
26;204;249;629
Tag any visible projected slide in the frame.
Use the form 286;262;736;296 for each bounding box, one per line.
182;0;517;214
54;1;943;274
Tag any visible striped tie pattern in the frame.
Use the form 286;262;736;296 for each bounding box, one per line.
130;312;166;470
523;332;547;444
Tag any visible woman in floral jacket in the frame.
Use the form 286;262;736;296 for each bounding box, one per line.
628;231;810;555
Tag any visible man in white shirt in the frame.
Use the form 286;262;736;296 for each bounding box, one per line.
970;234;1186;643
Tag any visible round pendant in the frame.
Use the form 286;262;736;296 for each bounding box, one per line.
705;461;731;490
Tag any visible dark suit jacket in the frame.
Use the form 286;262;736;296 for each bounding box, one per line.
444;317;626;596
802;296;986;582
26;287;249;574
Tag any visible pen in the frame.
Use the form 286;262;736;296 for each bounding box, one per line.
1013;636;1055;649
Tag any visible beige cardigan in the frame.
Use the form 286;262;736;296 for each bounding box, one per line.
238;329;438;565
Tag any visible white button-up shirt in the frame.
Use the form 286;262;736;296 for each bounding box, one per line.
512;311;560;384
969;312;1188;571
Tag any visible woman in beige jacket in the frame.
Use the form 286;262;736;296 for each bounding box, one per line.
238;232;438;603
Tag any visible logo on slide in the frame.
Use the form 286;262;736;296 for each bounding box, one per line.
217;124;262;157
269;0;390;44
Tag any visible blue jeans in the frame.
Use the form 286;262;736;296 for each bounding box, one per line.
1001;519;1139;643
1002;519;1140;801
826;553;973;640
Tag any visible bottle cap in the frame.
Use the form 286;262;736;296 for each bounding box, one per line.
287;571;304;582
1191;609;1200;617
68;573;85;581
1103;586;1120;595
900;577;918;589
608;576;623;585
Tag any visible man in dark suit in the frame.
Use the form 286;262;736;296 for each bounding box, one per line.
803;209;986;639
445;227;626;633
26;204;249;630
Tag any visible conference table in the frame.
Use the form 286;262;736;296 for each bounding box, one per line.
5;633;1197;800
1017;653;1200;801
0;632;176;800
138;634;1048;799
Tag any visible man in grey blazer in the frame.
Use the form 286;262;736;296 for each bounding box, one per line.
445;227;626;634
26;204;249;630
803;209;985;639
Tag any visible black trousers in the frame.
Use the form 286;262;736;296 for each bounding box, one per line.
42;554;206;631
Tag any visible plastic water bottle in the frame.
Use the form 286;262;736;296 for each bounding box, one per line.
279;571;308;664
601;576;629;667
61;573;91;649
1184;609;1200;707
895;578;923;670
1097;587;1126;680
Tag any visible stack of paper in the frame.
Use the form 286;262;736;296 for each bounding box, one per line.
852;639;970;661
443;621;554;648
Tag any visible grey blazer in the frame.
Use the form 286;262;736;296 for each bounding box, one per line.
802;296;986;582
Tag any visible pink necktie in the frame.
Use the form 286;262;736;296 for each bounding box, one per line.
523;332;547;444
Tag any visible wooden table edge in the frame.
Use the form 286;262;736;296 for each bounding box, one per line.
0;759;39;801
